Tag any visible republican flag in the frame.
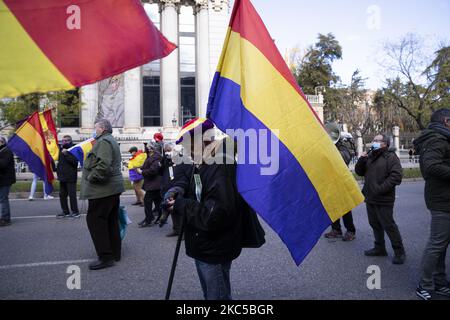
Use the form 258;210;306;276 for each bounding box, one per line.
68;138;96;167
7;112;55;194
39;110;59;162
207;0;364;265
0;0;176;98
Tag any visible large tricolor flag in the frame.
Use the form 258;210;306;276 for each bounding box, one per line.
207;0;364;265
0;0;176;99
8;112;55;193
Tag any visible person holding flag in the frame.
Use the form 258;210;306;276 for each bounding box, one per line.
0;136;16;227
56;135;80;219
80;119;125;270
123;146;146;207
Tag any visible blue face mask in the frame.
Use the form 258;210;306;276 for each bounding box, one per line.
371;142;381;150
92;131;97;139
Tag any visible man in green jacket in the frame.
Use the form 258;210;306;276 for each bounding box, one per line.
80;119;125;270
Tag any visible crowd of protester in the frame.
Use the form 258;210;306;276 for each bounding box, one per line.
0;108;449;300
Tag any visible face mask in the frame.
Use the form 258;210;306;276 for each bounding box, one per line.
165;152;173;159
371;142;381;150
92;131;97;139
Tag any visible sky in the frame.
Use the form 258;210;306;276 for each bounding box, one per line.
248;0;450;89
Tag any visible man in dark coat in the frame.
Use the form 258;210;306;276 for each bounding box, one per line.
355;133;405;264
139;142;162;227
166;118;265;300
56;135;79;218
159;143;192;236
413;108;450;300
0;137;16;227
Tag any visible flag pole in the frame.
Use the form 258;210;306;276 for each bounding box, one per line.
165;164;194;300
165;219;185;300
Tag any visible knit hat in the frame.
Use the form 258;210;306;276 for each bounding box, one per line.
175;118;215;145
154;132;164;142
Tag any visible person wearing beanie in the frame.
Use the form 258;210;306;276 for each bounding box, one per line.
165;118;245;299
125;146;146;206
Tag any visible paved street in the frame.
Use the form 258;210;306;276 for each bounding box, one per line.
0;180;448;300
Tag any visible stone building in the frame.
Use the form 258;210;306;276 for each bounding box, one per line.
55;0;323;149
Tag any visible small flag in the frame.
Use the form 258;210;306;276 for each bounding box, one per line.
8;111;55;193
68;138;96;166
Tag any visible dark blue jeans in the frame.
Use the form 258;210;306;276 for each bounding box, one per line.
195;259;232;300
0;186;11;221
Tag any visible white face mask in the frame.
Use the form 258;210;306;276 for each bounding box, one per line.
371;142;381;150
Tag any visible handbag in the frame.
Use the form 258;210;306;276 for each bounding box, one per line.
118;205;132;240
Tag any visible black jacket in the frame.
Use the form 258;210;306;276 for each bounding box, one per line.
160;155;191;196
414;128;450;212
56;144;79;182
141;151;162;191
355;148;403;205
0;145;16;187
337;141;352;166
174;162;243;264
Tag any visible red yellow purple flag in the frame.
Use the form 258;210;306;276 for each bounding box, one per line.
207;0;364;265
0;0;176;98
7;112;55;193
39;110;59;162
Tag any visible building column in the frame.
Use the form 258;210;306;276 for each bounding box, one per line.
393;126;400;157
195;0;210;118
160;0;180;128
123;67;142;133
356;130;363;157
80;83;98;133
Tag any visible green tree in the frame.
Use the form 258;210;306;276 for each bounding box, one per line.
324;70;377;136
0;90;81;128
295;33;343;94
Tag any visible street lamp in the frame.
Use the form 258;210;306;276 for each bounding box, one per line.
172;115;177;128
315;86;326;96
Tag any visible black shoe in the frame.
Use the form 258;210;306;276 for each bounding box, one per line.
392;252;406;265
364;248;388;256
138;221;154;228
166;231;179;237
88;260;114;270
56;212;68;219
68;212;81;219
0;219;11;227
131;201;142;206
435;285;450;297
416;285;432;300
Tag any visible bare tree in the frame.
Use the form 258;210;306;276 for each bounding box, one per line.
381;34;448;130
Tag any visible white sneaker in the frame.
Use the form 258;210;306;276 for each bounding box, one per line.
44;195;54;200
28;196;34;201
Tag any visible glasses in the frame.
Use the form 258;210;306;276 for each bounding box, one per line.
372;139;384;143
